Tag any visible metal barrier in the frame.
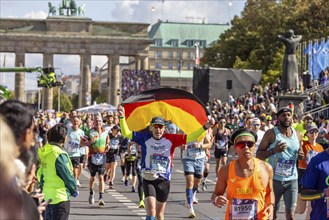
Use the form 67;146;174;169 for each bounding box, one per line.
305;104;329;119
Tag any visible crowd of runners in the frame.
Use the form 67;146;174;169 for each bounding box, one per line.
0;86;329;220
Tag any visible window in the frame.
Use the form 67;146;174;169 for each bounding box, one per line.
154;39;162;46
186;40;193;47
155;62;162;69
176;52;182;59
199;40;207;48
171;39;179;47
155;51;162;59
168;62;173;69
168;51;174;59
187;51;192;59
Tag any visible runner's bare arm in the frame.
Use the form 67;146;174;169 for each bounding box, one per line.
211;164;229;208
256;129;275;160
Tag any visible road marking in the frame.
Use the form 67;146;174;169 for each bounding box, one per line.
118;199;131;202
81;170;146;219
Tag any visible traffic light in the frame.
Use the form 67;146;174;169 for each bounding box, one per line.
117;89;120;96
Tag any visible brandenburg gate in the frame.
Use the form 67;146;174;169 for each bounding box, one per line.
0;16;151;109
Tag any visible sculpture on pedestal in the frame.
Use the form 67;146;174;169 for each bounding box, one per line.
278;30;302;92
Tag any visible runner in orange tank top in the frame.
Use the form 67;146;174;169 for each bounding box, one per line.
211;128;275;220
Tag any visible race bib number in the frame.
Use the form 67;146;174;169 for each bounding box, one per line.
187;145;201;158
130;144;137;155
91;153;105;165
110;139;119;150
150;155;169;173
67;140;79;153
217;140;227;150
275;158;294;177
231;198;258;220
306;150;318;165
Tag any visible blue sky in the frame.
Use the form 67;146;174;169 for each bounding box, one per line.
0;0;246;90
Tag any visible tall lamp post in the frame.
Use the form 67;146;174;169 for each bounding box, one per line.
228;1;232;26
151;6;155;24
58;86;61;112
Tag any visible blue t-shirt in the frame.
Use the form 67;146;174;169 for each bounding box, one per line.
300;150;329;220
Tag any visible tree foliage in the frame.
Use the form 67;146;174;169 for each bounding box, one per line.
53;87;73;112
201;0;329;84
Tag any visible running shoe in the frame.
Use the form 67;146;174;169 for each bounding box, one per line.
76;179;81;187
88;194;94;204
109;182;114;189
98;198;105;206
132;186;136;192
188;207;196;218
193;197;199;204
201;181;207;191
139;200;145;208
124;179;128;186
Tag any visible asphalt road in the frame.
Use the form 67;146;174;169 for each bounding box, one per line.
69;148;307;220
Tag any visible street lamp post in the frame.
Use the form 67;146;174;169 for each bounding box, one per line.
151;6;155;24
58;87;61;112
228;1;232;26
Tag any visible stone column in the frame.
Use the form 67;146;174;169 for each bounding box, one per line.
14;52;25;102
109;55;120;106
142;56;149;70
106;55;112;104
42;53;54;110
135;55;141;70
79;53;91;108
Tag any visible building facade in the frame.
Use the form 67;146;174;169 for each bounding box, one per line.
148;20;230;91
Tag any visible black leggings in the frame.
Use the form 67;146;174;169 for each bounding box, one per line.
137;168;143;201
125;159;137;176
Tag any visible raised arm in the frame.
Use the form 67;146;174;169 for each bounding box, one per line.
117;105;133;139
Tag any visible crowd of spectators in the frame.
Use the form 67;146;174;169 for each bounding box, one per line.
205;77;329;130
121;70;160;101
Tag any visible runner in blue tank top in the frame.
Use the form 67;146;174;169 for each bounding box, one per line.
256;107;304;220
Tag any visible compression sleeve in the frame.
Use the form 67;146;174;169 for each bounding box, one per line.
120;117;133;139
186;126;206;143
300;190;325;201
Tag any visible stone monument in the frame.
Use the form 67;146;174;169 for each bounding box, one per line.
278;30;307;118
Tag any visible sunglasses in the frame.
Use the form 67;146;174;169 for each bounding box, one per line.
153;124;164;129
235;141;255;149
253;124;260;126
308;129;318;134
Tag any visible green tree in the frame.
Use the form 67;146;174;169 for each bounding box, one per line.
70;93;79;109
53;88;73;112
91;77;101;104
95;93;107;104
202;0;329;83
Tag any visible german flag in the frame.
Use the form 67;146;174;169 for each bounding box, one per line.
121;88;208;134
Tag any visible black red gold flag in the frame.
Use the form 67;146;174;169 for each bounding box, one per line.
121;88;208;134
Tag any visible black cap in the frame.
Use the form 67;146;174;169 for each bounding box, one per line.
151;116;165;125
277;107;292;117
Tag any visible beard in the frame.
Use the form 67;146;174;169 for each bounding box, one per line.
278;119;291;128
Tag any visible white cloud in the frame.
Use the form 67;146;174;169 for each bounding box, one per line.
23;10;48;19
110;1;243;24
